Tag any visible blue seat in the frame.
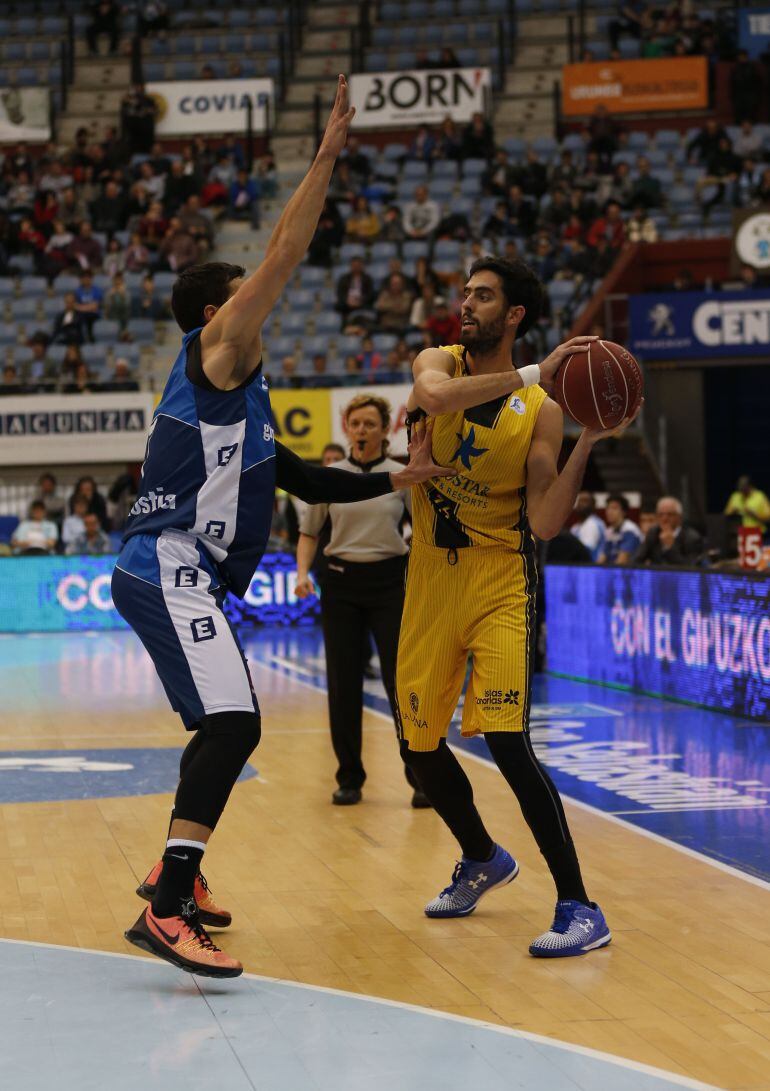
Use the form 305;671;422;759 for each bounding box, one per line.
383;143;407;161
126;318;155;343
19;276;47;296
371;241;398;260
10;298;39;319
280;312;309;336
372;333;398;352
81;343;109;367
93;319;120;342
463;158;487;177
315;312;342;335
403;240;430;260
0;515;20;543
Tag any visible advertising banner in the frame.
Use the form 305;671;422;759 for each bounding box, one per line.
330;383;411;456
350;68;490;128
270;389;332;459
732;207;770;273
738;7;770;58
0;87;50;142
628;290;770;360
561;57;708;116
545;565;770;720
0;392;155;465
146;78;274;135
0;553;319;633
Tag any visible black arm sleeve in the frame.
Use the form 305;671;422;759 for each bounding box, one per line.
274;441;394;505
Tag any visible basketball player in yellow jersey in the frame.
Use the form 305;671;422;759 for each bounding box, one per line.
396;256;639;957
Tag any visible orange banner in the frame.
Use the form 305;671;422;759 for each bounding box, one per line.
561;57;708;116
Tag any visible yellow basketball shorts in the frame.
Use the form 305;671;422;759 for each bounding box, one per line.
396;542;537;751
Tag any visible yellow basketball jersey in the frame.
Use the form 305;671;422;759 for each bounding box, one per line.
412;344;547;553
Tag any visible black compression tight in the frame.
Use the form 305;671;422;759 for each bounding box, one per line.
171;711;262;832
401;733;589;904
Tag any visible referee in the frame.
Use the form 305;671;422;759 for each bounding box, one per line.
296;394;428;808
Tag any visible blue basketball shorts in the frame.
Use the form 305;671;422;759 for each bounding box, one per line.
112;530;259;729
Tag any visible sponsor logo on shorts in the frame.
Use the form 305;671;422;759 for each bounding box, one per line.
476;688;520;710
410;692;419;714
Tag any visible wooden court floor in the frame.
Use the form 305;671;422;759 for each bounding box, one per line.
1;653;769;1091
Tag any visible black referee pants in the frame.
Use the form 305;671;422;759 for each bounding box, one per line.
320;554;417;791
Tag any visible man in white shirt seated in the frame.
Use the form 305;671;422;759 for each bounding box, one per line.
11;501;58;555
570;490;605;561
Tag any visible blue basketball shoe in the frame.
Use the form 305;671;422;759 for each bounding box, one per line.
529;900;611;957
424;844;519;918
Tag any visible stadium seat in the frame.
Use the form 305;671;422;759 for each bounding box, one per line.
93;319;120;342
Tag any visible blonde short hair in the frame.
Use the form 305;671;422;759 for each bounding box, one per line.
343;394;392;453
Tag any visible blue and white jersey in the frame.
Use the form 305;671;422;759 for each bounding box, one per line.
123;327;276;597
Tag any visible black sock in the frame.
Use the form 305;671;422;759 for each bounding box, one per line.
401;740;495;861
485;732;590;905
152;843;204;918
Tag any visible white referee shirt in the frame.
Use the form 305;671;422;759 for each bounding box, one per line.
299;455;411;563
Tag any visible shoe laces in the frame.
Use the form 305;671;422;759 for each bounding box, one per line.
440;860;468;898
180;904;220;952
197;871;211;894
551;901;578;934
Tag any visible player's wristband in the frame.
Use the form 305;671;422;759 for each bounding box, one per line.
517;364;541;388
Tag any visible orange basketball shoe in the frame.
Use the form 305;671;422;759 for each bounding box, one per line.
136;862;232;928
125;902;242;978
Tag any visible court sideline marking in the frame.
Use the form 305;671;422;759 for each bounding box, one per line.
0;938;723;1091
257;656;770;893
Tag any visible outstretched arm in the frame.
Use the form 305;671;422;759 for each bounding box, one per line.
200;75;355;387
526;399;641;541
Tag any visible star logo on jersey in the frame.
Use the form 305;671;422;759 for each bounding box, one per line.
451;426;488;470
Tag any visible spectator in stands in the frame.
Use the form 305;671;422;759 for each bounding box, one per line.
753;167;770;205
520;149;549;199
425;296;461;347
627;205;658;243
409;125;437;163
58;187;89;233
121;85;157;155
731;51;759;124
33;472;65;524
723;263;769;291
1;364;20;390
164;160;195;215
7;171;35;216
105;357;139;391
687;119;727;165
86;0;121;55
356;337;382;376
724;475;770;533
375;273;415;333
483;149;514;197
337;136;369;187
634;496;704;565
133;273;168;321
345;196;381;242
628;156;662;209
42;220;74;280
538;188;571;232
104;272;131;330
529;234;558;282
158;218;198;273
608;160;634;208
599;494;643;564
62;495;89;551
91;179;128;235
273;355;301;390
67;512;112;556
138;201;169;253
733;120;763;160
178;195;214;256
68;222;103;272
379;204;405;244
506;184;537;236
125;231;151;273
34;191;59;236
103;237;126;278
336;256;375;323
200;64;217;80
74;271;104;341
461;112;494;161
697;136;741;211
586;105;620;169
228;169;261;230
137;2;170;38
59;345;88;390
438;47;461;68
550;148;580;191
308;199;344;266
69;476;108;529
310;354;334;388
11;500;58;555
404;184;440;240
17;217;46;270
24;336;57;385
571;491;605;561
586;200;625;250
409;283;437;330
436;117;462;161
52;293;85;346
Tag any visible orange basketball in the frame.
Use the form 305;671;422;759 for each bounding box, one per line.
553;340;643;430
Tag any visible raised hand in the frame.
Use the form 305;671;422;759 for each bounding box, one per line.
583;400;644;446
391;417;455;489
537;335;599;392
319;74;356;161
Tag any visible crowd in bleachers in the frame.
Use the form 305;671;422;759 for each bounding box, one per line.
262;110;770;389
0;120;274;394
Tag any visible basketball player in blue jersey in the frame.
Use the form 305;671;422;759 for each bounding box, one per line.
112;77;450;978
